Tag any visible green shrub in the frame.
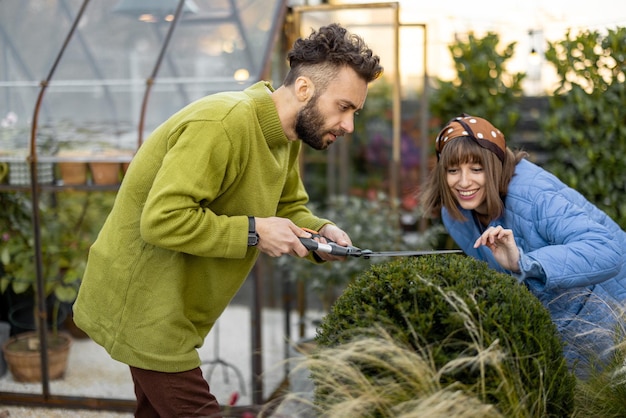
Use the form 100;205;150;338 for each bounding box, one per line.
542;27;626;228
314;255;575;417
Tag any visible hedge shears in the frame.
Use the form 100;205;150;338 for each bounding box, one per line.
299;228;463;259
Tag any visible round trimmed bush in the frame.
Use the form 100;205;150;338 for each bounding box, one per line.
314;254;575;417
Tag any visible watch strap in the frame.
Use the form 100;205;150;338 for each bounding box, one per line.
247;216;259;246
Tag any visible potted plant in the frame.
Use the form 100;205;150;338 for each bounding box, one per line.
0;191;107;381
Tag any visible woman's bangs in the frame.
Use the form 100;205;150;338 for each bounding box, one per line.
441;137;482;167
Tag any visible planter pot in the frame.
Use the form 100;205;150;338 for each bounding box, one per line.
58;161;88;185
88;149;134;185
88;149;135;185
1;331;72;382
0;321;10;377
63;312;89;339
7;298;70;336
5;155;55;186
89;161;121;185
57;150;90;185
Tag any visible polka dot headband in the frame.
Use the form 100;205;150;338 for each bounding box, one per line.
435;114;506;162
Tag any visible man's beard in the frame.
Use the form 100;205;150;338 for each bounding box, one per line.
295;96;332;150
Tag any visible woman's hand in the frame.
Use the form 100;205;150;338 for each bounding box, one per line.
473;226;521;272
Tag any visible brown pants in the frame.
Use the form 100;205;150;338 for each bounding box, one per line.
130;366;222;418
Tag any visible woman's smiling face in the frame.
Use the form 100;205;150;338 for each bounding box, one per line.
446;162;488;214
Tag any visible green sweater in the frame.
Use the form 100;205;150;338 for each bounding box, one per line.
73;81;330;372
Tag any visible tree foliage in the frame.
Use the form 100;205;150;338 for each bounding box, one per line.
542;27;626;228
429;32;525;140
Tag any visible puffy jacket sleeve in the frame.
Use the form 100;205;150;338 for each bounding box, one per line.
513;190;623;291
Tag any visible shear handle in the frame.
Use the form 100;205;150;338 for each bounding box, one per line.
299;238;361;256
299;227;363;256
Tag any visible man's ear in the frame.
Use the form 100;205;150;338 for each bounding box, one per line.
294;76;314;103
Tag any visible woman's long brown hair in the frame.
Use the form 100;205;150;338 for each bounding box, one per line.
420;137;526;222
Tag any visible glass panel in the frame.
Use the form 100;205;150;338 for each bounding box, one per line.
0;0;285;158
0;0;286;407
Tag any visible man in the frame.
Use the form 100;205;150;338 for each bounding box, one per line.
73;23;382;417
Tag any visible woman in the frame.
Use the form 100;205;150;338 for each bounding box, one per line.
421;114;626;377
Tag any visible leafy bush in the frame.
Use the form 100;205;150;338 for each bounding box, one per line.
314;255;575;417
0;191;114;303
542;27;626;228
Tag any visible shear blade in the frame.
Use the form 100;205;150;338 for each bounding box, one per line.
361;249;463;258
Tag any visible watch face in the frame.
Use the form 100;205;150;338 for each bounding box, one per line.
248;232;259;246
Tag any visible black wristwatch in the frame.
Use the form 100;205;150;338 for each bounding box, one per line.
247;216;259;246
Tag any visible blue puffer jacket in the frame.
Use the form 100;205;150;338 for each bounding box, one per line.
443;159;626;370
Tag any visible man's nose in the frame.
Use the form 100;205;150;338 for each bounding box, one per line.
340;115;354;134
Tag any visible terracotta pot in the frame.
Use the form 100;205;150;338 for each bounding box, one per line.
89;161;121;185
1;331;72;382
88;149;134;185
57;150;90;185
59;162;88;185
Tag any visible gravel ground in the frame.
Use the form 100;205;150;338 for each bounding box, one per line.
1;305;318;417
0;406;131;417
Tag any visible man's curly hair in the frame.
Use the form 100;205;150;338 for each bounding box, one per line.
283;23;383;91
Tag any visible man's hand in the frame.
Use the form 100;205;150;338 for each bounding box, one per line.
473;226;520;272
254;217;312;258
315;224;353;261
